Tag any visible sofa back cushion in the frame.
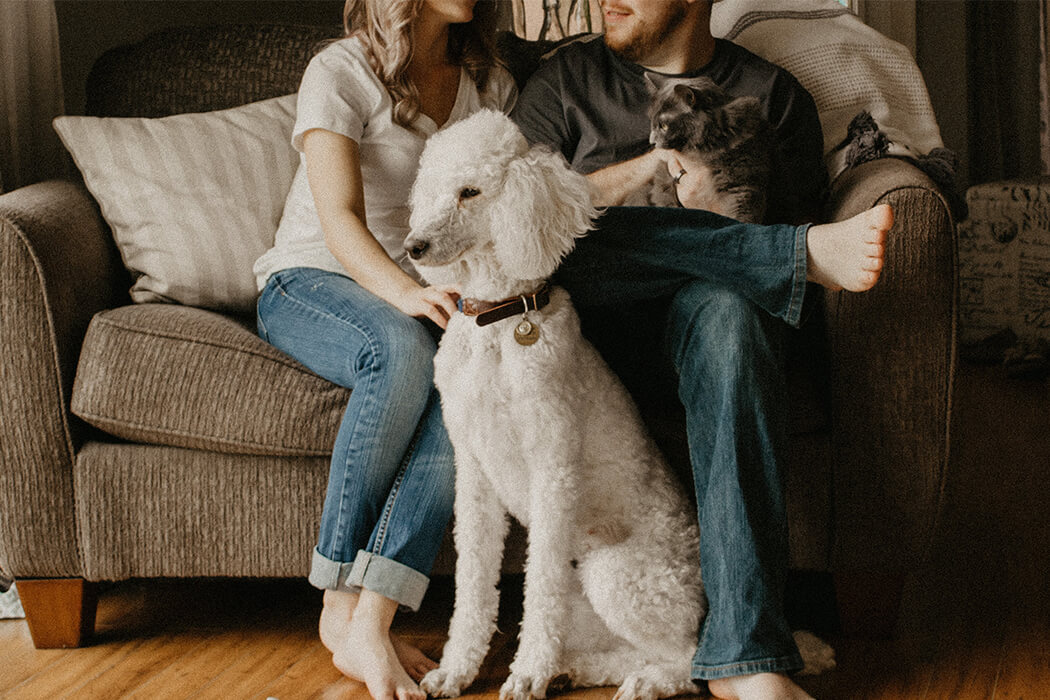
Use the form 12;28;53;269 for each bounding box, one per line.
54;94;299;312
86;24;339;118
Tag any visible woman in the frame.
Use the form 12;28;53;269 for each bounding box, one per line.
252;2;517;698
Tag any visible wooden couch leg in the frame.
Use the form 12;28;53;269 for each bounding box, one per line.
17;578;98;648
833;569;905;639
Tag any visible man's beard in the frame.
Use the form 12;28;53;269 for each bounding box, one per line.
604;2;688;65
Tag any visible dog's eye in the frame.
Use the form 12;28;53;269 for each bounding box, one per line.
459;187;481;200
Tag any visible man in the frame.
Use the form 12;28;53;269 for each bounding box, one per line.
511;1;890;698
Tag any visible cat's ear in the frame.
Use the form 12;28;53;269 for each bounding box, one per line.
673;83;697;107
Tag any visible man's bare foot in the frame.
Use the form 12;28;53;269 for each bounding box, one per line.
390;633;439;681
708;672;815;700
332;614;425;700
806;203;892;291
319;590;436;682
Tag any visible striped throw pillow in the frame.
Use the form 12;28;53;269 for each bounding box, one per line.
53;94;298;313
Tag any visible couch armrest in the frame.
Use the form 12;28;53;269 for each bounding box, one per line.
0;180;126;578
822;158;957;572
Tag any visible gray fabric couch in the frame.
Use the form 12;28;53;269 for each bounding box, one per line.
0;24;956;648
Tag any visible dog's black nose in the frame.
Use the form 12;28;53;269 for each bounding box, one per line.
406;240;429;260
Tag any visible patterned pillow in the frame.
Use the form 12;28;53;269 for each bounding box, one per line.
53;94;298;313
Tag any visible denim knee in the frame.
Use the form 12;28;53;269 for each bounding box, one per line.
666;282;780;380
347;311;438;391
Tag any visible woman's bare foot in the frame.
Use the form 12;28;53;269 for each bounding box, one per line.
806;203;893;291
333;614;425;700
319;590;436;682
708;672;815;700
327;591;426;700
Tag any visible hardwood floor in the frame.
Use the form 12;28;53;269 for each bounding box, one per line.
2;362;1049;699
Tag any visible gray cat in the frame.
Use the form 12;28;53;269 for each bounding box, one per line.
628;75;773;223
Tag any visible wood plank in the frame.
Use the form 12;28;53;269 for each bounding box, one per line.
3;636;146;699
252;643;345;699
0;621;68;688
121;628;264;699
191;624;320;699
70;630;218;699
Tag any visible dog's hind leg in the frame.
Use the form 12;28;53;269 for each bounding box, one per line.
612;659;702;700
422;459;509;698
577;537;704;661
562;646;700;700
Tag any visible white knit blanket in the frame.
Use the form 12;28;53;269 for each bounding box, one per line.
712;0;945;179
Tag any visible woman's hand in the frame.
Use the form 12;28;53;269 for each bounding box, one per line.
392;283;461;330
660;149;721;214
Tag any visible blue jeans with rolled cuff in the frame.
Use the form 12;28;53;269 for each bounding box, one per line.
256;267;454;611
555;206;808;680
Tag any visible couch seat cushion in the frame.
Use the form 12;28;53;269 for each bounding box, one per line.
71;304;349;456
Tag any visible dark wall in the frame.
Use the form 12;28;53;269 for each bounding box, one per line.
916;0;1042;190
54;1;344;116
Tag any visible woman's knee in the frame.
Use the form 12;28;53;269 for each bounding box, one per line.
354;312;437;384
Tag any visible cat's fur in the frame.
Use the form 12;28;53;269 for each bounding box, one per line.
628;75;773;223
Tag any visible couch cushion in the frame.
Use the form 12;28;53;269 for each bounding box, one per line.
53;94;299;314
71;304;348;456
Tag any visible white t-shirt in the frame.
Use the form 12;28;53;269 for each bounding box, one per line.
254;36;518;290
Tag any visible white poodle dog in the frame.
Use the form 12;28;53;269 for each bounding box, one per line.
404;109;833;700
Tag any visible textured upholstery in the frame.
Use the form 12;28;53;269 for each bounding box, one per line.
72;304;348;456
85;24;338;118
74;442;328;580
0;24;956;593
824;158;957;568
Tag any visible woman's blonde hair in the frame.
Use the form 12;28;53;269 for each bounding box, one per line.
342;0;499;130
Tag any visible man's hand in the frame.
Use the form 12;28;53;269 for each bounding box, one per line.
662;150;721;214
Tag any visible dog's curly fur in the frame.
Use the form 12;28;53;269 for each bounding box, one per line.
405;110;833;700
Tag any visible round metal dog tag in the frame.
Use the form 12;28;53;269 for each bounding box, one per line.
514;319;540;346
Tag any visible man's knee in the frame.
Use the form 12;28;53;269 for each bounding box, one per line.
666;283;779;374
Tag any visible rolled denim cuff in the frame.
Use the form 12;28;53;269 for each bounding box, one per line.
308;548;429;611
785;223;810;329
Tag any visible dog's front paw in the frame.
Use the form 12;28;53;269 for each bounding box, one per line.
421;664;478;698
499;671;555;700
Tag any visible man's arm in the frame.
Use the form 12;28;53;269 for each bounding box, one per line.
585;151;668;207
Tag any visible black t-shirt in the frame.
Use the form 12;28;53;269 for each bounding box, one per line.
510;35;828;224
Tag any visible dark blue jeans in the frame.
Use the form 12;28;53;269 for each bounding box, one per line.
555;207;808;680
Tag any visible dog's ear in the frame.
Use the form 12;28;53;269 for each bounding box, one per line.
489;145;597;281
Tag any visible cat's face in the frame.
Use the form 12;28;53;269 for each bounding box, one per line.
647;76;729;151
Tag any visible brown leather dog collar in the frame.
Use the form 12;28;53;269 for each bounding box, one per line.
458;284;551;327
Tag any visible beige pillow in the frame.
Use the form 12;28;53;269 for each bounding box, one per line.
53;94;298;313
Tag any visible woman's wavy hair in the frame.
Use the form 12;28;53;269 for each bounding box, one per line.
342;0;500;130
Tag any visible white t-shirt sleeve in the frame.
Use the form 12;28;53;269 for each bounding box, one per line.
291;41;377;151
